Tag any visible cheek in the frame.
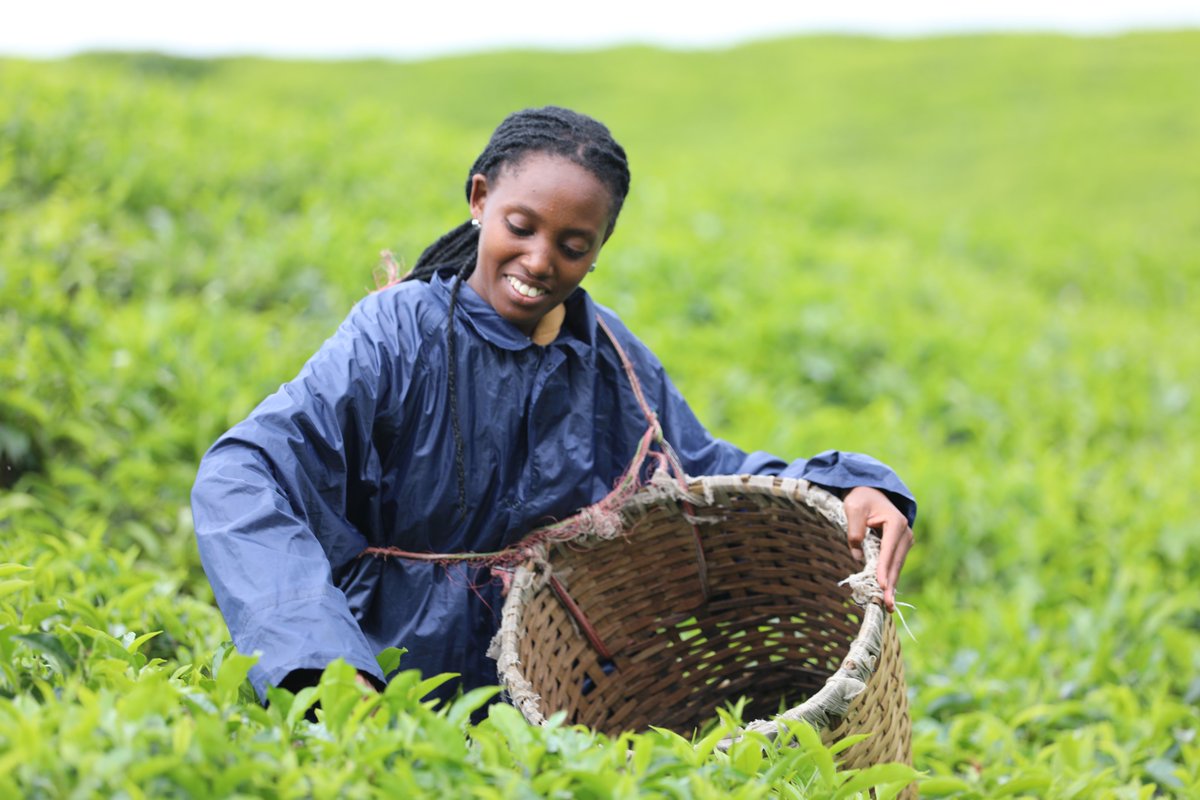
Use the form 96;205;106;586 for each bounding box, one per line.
475;235;500;268
481;231;518;263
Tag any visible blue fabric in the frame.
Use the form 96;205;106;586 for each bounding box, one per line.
192;271;916;700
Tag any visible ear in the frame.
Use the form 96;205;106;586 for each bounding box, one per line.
468;173;489;220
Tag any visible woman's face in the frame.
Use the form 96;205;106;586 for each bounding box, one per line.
467;153;613;336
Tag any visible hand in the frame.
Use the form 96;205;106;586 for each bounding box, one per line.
355;672;380;693
843;486;913;613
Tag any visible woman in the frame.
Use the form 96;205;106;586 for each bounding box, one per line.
192;106;916;702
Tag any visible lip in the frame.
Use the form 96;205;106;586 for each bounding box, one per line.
504;273;551;304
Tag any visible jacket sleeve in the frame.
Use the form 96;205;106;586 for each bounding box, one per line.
616;323;918;527
191;293;402;699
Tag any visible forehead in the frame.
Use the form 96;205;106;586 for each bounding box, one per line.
491;153;613;223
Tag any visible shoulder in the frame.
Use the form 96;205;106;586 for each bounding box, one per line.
342;280;449;352
580;300;675;403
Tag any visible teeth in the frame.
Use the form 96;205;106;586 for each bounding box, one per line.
507;275;546;298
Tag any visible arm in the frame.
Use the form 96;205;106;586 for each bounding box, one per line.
191;293;404;699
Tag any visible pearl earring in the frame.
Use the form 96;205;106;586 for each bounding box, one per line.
470;218;481;229
588;262;597;273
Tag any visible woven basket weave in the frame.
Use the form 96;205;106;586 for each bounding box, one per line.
492;474;912;787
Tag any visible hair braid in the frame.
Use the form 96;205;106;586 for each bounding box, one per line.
404;107;631;518
444;262;471;518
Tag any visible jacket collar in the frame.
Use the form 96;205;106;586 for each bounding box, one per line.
430;270;596;355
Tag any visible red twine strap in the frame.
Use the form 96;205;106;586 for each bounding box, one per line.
359;313;711;657
595;316;709;600
358;420;662;570
549;575;614;661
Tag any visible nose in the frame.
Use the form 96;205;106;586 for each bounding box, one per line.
524;237;553;277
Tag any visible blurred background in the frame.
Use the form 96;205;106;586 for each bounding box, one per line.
6;1;1200;58
2;2;1198;796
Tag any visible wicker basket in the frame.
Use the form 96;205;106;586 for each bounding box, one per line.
492;474;913;786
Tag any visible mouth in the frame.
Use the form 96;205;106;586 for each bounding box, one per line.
505;274;548;299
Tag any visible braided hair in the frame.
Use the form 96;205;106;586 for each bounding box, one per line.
403;106;631;517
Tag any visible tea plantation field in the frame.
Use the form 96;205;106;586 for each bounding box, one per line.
2;32;1198;796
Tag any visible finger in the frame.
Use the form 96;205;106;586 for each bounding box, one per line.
886;527;912;603
844;496;867;562
874;515;903;612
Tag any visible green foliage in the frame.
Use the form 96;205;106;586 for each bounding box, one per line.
2;31;1199;795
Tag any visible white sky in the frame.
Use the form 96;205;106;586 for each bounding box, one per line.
4;1;1199;59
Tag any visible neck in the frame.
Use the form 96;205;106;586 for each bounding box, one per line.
531;304;565;345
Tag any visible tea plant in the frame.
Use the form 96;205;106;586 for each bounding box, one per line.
2;31;1198;795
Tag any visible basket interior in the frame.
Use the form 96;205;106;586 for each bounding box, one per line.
515;487;866;735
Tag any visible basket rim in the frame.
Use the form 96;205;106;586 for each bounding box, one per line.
490;473;890;738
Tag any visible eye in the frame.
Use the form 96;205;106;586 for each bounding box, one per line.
560;243;590;260
504;218;532;237
560;237;593;260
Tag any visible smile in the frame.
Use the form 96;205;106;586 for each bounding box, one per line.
506;275;547;298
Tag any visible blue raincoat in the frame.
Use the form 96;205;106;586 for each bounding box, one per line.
192;270;916;700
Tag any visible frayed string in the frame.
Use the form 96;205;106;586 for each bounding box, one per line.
373;249;410;291
894;600;918;643
835;534;918;643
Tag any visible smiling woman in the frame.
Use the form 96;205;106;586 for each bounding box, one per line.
190;105;917;708
467;154;610;336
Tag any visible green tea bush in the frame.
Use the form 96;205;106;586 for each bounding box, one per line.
2;32;1198;796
